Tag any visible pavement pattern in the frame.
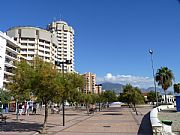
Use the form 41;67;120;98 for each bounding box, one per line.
0;105;153;135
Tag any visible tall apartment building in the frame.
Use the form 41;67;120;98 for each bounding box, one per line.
83;72;96;94
6;27;58;63
0;31;20;89
47;21;74;72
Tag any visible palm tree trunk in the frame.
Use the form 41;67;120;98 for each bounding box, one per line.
165;90;167;104
42;101;48;133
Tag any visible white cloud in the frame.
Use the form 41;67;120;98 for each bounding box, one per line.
97;73;154;88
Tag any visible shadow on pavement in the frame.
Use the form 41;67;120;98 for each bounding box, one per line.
63;114;78;116
0;121;42;132
102;113;123;115
138;112;153;135
100;110;120;112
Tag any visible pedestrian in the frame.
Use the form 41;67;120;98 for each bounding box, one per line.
26;102;29;115
19;103;23;115
32;103;37;115
22;104;25;114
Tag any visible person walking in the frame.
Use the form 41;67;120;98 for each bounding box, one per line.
32;103;37;115
19;103;23;115
26;102;29;115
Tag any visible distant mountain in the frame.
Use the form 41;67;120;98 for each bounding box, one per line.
147;87;162;92
101;82;163;94
101;82;124;94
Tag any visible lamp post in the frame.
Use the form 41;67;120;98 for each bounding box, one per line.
96;84;102;111
149;49;158;106
55;59;72;126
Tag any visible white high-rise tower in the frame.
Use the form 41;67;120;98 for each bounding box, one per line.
47;21;74;72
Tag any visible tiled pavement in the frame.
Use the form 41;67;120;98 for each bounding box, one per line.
0;105;153;135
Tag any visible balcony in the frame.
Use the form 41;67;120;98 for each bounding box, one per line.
5;54;17;61
26;57;33;61
20;50;27;54
4;62;16;68
3;79;10;83
38;51;44;56
27;51;35;55
6;46;18;55
4;71;14;76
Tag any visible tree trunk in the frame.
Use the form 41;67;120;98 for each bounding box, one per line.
133;103;138;115
75;103;78;110
165;90;167;104
86;103;89;116
42;101;48;133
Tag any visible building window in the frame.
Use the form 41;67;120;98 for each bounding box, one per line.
39;39;44;43
29;38;35;41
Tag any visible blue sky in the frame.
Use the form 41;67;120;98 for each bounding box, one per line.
1;0;180;89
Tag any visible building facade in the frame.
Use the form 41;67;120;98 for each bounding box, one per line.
83;72;96;94
47;21;74;72
6;27;58;63
95;84;102;94
0;31;20;88
161;95;175;104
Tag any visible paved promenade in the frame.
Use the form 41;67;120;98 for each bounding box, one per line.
0;105;153;135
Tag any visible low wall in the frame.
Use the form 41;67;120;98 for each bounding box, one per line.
150;105;174;135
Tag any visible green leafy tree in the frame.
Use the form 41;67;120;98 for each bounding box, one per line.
57;72;84;112
8;58;62;133
68;91;84;110
8;60;32;102
147;91;156;104
174;83;180;94
155;67;174;103
0;89;11;105
31;58;66;133
101;90;117;103
99;93;108;109
131;87;144;115
117;94;123;102
64;73;84;103
121;84;144;115
83;93;92;115
121;84;134;107
91;93;99;104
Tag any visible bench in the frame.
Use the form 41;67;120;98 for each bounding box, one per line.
0;114;7;124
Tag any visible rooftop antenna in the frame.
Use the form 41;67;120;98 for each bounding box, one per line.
59;13;63;21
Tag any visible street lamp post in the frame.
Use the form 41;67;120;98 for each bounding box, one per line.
55;59;72;126
149;49;158;106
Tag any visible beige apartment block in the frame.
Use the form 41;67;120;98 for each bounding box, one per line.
83;72;96;94
6;27;58;64
95;84;102;94
47;21;74;72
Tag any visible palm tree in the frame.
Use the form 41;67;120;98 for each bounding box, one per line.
155;67;174;103
174;83;180;94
